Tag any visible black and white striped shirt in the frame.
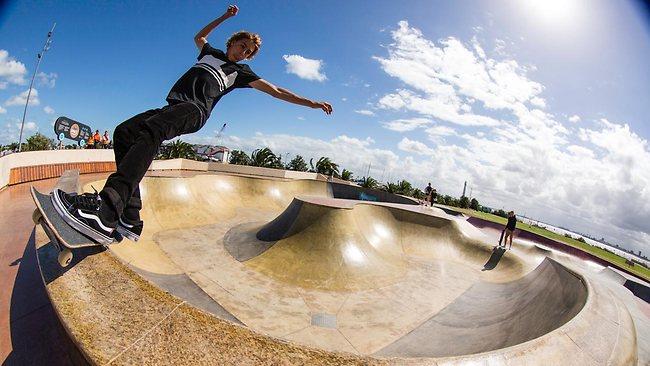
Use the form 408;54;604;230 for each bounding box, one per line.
167;43;260;119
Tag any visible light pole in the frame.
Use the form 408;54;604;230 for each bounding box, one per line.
18;23;56;152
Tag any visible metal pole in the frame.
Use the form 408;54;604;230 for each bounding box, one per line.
18;23;56;152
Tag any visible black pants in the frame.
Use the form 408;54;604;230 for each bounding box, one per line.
100;101;204;223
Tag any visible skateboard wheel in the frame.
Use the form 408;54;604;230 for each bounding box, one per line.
32;209;43;225
58;249;73;267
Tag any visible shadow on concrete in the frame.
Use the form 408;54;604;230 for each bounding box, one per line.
3;230;86;365
482;246;506;271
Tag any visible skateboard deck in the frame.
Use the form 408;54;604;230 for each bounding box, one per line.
498;229;505;246
30;187;104;266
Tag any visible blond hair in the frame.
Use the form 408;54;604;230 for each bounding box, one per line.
226;31;262;59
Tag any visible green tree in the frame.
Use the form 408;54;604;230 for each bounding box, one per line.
229;150;251;165
314;157;340;177
411;188;425;200
459;196;470;208
7;142;20;151
159;140;197;160
250;147;280;168
396;180;413;196
360;176;378;189
381;181;399;193
341;169;353;181
469;198;479;210
24;132;54;151
287;155;308;171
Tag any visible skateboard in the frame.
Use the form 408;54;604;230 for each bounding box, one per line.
30;187;107;267
498;228;505;246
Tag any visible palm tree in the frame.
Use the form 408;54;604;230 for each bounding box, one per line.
160;140;197;160
314;157;340;177
381;181;400;193
360;176;379;189
341;169;353;181
287;155;308;171
229;150;251;165
396;180;413;196
250;147;280;168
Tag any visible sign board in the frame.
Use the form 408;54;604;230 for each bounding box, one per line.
54;116;92;145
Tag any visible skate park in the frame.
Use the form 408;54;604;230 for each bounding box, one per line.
1;151;649;365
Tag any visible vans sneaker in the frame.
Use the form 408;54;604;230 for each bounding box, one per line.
51;189;115;245
116;217;143;242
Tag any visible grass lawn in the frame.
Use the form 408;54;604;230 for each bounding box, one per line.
443;206;650;282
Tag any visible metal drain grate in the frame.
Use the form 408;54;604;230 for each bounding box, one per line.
311;313;337;328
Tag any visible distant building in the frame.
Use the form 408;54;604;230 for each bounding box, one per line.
193;145;230;163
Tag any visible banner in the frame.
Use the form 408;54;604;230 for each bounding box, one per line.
54;116;92;145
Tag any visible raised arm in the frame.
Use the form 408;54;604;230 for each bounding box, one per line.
249;79;333;115
194;5;239;50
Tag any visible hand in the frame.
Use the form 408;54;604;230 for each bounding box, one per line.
312;101;333;115
224;5;239;18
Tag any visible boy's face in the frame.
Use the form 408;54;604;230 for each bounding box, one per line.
227;39;256;62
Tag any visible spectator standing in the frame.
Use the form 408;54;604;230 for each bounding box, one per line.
102;130;111;149
92;130;102;149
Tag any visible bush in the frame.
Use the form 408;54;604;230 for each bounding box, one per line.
25;133;54;151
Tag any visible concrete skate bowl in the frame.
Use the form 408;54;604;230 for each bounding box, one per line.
90;173;594;360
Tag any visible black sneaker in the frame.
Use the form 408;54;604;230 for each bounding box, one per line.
116;217;143;242
51;188;115;245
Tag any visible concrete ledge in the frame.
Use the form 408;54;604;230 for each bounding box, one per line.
9;162;115;185
0;150;115;189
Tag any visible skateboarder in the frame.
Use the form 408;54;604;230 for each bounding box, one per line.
51;4;333;244
424;183;432;206
503;211;517;250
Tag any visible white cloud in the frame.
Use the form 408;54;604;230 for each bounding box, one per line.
44;106;55;114
20;121;38;132
0;118;40;144
369;21;650;254
530;96;546;108
36;72;57;88
5;88;40;107
296;116;305;121
0;50;27;86
354;109;375;116
381;117;431;132
398;137;435;156
0;106;6;114
282;54;327;82
341;97;348;102
494;38;507;55
187;132;398;179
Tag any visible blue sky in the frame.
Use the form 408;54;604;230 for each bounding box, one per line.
1;0;650;254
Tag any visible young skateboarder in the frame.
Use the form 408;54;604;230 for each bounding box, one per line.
52;5;332;243
503;211;517;250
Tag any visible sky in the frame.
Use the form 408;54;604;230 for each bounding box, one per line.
1;0;649;255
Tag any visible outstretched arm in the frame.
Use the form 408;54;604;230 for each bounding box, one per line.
249;79;333;115
194;5;239;50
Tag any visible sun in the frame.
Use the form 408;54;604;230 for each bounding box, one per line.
525;0;579;25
